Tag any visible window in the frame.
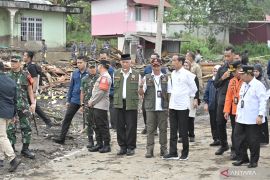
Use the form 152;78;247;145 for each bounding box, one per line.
21;17;42;41
149;8;157;22
135;6;141;21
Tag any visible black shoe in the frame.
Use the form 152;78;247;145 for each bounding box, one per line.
126;149;135;156
86;136;94;149
89;144;103;152
53;137;65;145
210;140;221;146
178;138;182;143
0;160;3;167
230;151;237;160
232;159;249;166
215;145;229;155
162;153;179;160
21;144;35;159
141;128;147;134
117;148;127;155
189;137;195;142
248;162;258;168
8;157;21;172
179;154;189;161
99;146;111;153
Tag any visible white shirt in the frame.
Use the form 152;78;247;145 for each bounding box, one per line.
167;67;197;110
236;77;267;124
121;68;140;99
143;72;166;111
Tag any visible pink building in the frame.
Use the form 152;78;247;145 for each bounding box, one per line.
91;0;172;58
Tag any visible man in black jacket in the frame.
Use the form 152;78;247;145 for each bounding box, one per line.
0;62;21;172
214;47;234;156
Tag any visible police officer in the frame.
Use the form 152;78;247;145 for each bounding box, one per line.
80;60;99;149
8;56;36;159
138;58;169;158
53;56;88;144
0;61;21;172
233;65;266;168
88;60;112;153
114;54;140;156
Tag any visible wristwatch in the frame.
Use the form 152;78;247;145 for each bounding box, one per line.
81;103;84;107
258;115;263;118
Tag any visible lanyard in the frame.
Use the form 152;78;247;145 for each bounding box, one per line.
242;84;250;98
152;75;161;89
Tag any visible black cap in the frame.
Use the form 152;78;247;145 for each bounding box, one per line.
228;60;241;72
10;55;22;62
121;54;131;60
99;60;110;66
239;65;254;74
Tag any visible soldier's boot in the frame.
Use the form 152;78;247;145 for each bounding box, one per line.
21;144;35;159
99;144;111;153
87;136;94;149
89;143;103;152
145;148;154;158
8;157;21;172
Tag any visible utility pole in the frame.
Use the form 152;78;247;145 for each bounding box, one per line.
155;0;164;56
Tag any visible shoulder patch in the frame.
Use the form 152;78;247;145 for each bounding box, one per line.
99;76;109;91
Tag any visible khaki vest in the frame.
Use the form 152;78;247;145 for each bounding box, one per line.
113;69;139;110
144;73;169;111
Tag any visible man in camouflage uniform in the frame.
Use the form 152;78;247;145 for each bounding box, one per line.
80;60;99;149
7;56;36;159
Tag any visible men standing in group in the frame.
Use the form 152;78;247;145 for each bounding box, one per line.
80;61;99;149
53;56;88;144
138;58;169;158
214;47;235;155
0;62;21;172
163;55;197;160
114;54;140;156
233;65;266;168
23;51;53;129
223;61;243;160
8;56;36;159
88;60;112;153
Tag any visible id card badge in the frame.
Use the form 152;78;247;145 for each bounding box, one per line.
234;97;238;104
157;90;162;98
241;100;244;108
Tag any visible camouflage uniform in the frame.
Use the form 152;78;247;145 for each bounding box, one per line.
80;73;99;140
7;70;32;145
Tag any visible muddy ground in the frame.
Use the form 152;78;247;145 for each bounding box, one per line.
0;99;270;180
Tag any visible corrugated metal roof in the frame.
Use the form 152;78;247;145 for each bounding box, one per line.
133;0;171;8
16;0;52;5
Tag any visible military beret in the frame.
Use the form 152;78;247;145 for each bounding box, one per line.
239;65;254;74
228;60;242;72
121;54;131;61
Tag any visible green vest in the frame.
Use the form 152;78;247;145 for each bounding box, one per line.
113;69;139;110
144;73;169;111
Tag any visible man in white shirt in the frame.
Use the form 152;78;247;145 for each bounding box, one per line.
139;58;169;158
233;65;266;168
163;55;197;160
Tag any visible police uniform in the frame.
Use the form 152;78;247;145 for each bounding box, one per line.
223;61;243;160
7;56;35;159
233;65;267;168
80;61;99;148
88;60;112;153
114;54;140;156
142;59;169;158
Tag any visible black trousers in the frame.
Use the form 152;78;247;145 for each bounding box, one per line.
116;100;138;150
234;122;261;163
93;108;110;146
216;104;228;147
179;117;195;138
230;115;236;151
60;103;80;139
35;102;52;125
260;117;269;144
209;109;219;141
169;109;189;156
109;96;117;129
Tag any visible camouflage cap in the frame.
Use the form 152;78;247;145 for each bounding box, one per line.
10;55;22;62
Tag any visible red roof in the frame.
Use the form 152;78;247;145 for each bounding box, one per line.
133;0;172;8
